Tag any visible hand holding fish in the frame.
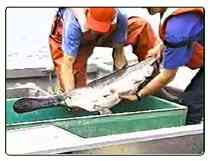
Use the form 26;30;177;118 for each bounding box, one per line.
146;41;165;62
119;94;138;101
119;91;143;101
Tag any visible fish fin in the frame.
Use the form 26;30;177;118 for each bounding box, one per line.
99;108;112;115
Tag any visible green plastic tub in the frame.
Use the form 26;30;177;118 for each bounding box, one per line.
6;96;187;138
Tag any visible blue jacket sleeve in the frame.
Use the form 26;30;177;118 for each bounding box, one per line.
112;10;128;45
162;13;203;69
62;10;82;57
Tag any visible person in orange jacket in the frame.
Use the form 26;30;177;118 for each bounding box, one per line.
120;8;204;125
49;8;158;93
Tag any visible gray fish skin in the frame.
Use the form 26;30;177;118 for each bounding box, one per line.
64;57;157;113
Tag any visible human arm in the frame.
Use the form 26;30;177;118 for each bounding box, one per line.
120;69;177;101
136;69;177;97
60;54;75;93
112;44;128;70
61;9;82;93
146;38;165;62
111;10;128;70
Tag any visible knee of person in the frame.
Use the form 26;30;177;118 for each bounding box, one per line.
186;114;202;125
181;98;204;110
186;106;203;124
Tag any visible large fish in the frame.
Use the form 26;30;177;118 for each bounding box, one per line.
13;57;158;114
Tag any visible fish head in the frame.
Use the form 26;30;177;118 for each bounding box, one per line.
92;91;120;111
64;87;118;112
64;87;98;110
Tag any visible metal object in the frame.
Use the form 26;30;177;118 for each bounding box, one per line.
6;124;203;155
6;83;51;99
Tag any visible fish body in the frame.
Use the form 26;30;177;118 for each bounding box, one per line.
13;57;158;114
64;57;157;113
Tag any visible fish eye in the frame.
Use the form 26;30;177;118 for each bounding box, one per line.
103;94;110;97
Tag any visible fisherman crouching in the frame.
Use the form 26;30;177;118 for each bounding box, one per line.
49;8;158;94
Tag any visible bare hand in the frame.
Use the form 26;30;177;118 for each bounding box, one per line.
119;94;138;101
146;43;165;62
